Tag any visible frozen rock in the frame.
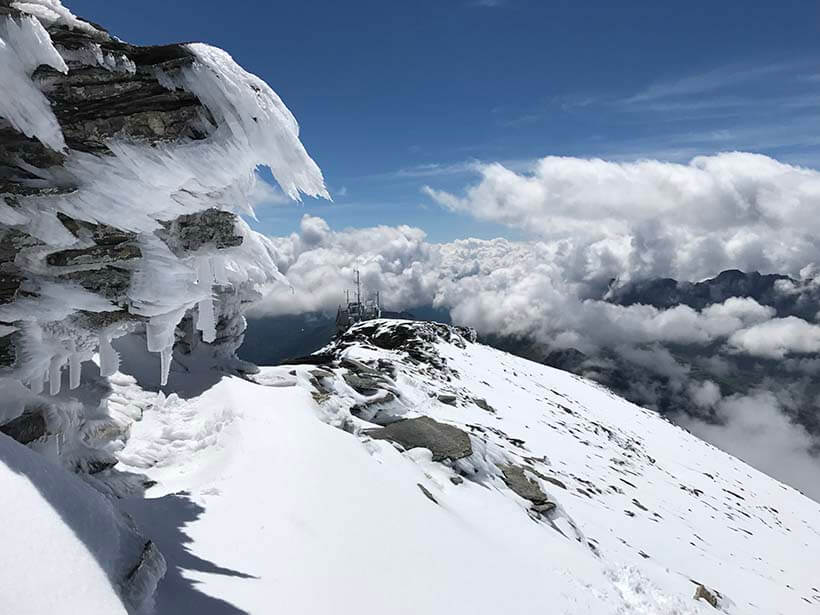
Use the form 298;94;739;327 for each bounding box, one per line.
500;463;552;506
366;416;473;461
46;242;142;267
156;208;243;256
0;409;46;444
437;392;457;405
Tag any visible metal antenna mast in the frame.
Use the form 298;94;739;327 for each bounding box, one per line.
355;269;361;306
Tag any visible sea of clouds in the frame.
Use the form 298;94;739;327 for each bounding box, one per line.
252;151;820;500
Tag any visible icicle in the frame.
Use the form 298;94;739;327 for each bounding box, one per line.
212;255;229;285
196;257;217;344
147;308;186;386
145;320;167;354
99;333;119;377
69;351;81;390
197;297;217;344
146;308;186;353
160;345;173;387
49;354;63;395
29;368;44;395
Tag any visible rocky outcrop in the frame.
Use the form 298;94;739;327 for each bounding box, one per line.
500;464;556;514
693;583;721;608
0;410;46;444
34;31;208;154
156;209;244;256
366;416;473;461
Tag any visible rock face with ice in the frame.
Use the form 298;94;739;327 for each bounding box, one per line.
0;0;325;447
0;1;325;610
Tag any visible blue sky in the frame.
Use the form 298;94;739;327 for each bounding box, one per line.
71;0;820;242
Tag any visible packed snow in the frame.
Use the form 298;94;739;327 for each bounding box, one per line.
67;320;820;614
0;433;150;615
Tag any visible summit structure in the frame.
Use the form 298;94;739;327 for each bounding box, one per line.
335;269;382;334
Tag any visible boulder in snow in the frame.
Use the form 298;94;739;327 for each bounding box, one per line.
366;416;473;461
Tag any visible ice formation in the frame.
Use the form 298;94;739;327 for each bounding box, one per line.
0;0;326;392
0;1;326;608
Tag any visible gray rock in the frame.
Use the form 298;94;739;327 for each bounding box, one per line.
47;242;141;267
84;457;119;475
0;229;41;304
74;309;139;330
340;357;380;376
417;483;438;504
57;213;135;246
60;266;131;304
500;464;551;505
0;271;23;305
0;331;16;367
0;411;47;444
156;209;243;256
343;371;382;394
693;583;720;608
437;393;458;405
0;125;69;197
473;397;495;413
542;475;567;490
366;416;473;461
35;33;210;153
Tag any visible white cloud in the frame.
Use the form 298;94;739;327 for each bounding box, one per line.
624;62;797;103
688;380;722;408
424;152;820;281
683;392;820;501
254;214;814;359
249;174;289;207
728;317;820;358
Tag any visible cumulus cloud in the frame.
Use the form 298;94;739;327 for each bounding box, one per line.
256;214;819;360
249;173;290;207
682;392;820;501
424;152;820;281
728;317;820;358
255;214;438;316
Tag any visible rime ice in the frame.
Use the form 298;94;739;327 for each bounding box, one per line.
0;2;325;610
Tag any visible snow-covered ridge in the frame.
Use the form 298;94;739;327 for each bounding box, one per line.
110;319;820;613
4;315;820;612
0;1;325;609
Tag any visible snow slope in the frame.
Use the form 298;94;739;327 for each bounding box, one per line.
105;320;820;614
0;434;133;615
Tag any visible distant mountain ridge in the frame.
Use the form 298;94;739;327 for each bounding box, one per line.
606;269;819;319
